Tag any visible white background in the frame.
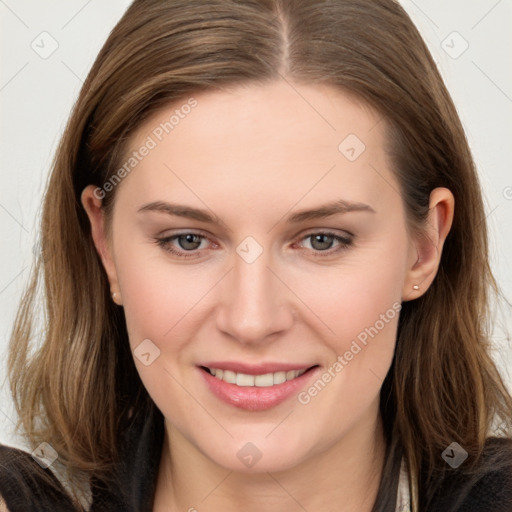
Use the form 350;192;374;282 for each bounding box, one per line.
1;0;511;447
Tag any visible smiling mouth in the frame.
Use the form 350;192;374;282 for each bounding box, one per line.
200;365;318;387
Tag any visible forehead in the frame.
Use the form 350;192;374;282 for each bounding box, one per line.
117;80;398;215
134;80;382;155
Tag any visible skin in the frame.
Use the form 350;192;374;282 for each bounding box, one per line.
82;79;454;512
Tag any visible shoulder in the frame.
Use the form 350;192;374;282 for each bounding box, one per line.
0;444;81;511
456;437;512;511
426;437;512;512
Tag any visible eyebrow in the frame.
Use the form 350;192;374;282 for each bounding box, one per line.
137;199;375;224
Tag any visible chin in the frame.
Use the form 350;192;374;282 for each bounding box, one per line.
197;433;317;474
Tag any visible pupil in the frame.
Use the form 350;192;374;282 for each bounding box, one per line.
312;234;332;251
180;234;200;250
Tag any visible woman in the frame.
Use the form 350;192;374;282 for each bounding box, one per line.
1;0;511;511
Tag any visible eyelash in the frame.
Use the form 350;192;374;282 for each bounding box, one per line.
154;231;354;259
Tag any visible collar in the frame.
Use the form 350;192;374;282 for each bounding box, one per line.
395;457;412;512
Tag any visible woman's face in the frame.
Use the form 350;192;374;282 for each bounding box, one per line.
84;80;429;472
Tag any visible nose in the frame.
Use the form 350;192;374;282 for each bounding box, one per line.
215;246;294;345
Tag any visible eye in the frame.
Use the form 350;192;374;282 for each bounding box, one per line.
296;231;353;256
155;232;210;258
154;230;354;259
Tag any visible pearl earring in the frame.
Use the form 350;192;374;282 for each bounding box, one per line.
412;285;420;290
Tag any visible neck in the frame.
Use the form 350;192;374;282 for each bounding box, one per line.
153;402;387;512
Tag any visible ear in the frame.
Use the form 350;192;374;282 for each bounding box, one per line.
81;185;122;304
402;187;454;301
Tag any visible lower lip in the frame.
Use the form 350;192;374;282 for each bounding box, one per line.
199;366;318;411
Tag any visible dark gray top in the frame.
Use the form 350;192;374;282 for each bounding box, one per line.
1;404;511;511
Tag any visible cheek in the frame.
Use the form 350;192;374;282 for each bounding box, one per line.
111;228;207;354
291;234;407;345
287;231;407;404
113;246;211;420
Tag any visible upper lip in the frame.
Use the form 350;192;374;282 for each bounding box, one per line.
199;361;317;375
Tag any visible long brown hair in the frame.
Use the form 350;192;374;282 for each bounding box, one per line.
8;0;512;510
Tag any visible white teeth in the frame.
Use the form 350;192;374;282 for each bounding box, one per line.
223;370;236;384
236;373;254;387
254;373;274;387
273;371;287;385
209;367;307;387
